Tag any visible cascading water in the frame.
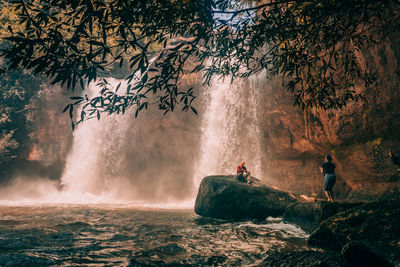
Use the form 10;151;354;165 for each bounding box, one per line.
60;79;131;199
59;78;200;205
61;73;265;202
0;74;266;205
0;76;311;267
194;75;264;187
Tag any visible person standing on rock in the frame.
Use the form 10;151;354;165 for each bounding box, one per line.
236;160;251;184
319;155;336;202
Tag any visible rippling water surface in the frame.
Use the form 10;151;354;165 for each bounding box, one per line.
0;205;308;266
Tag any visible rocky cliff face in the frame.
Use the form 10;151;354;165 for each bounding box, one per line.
258;32;400;200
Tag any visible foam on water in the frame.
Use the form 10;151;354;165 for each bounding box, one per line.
0;173;194;208
0;206;309;266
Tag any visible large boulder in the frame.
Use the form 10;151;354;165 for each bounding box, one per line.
308;201;400;266
194;175;299;219
283;201;364;233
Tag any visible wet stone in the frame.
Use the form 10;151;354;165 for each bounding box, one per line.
308;201;400;266
259;250;345;267
283;201;364;233
195;175;299;220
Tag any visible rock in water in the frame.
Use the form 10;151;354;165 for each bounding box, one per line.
259;250;345;267
283;201;364;233
341;241;393;267
194;175;299;219
308;201;400;266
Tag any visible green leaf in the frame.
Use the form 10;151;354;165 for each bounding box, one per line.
69;104;74;119
190;106;198;115
62;104;71;113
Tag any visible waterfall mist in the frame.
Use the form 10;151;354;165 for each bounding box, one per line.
194;76;264;186
0;74;268;205
60;78;202;203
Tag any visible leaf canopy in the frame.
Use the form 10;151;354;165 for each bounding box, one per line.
2;0;399;124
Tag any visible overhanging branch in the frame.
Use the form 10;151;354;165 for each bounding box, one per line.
212;0;300;14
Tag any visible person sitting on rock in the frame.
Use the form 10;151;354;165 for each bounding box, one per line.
319;154;336;202
236;160;251;184
388;151;400;170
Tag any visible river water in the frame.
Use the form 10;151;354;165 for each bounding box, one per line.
0;205;308;266
0;74;309;266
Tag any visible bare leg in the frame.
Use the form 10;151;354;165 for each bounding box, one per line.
246;174;251;184
324;191;330;201
329;190;334;202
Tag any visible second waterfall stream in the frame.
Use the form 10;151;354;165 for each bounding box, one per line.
4;74;266;206
194;76;264;187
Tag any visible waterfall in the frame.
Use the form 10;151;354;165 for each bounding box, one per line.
194;75;264;187
60;79;132;200
61;75;265;202
60;78;200;204
0;73;266;205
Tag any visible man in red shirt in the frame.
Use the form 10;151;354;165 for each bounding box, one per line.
236;160;251;184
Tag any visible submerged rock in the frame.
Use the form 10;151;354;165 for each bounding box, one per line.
129;243;188;267
259;250;345;267
308;201;400;266
341;241;393;267
153;244;186;256
283;201;364;232
194;175;299;219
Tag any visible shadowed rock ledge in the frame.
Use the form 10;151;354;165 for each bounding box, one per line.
258;250;345;267
283;201;364;233
308;201;400;266
194;175;299;219
194;176;400;266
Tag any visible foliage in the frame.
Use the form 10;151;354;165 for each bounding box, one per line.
1;0;399;126
0;1;24;39
0;69;42;162
0;2;43;164
0;2;23;162
0;129;18;162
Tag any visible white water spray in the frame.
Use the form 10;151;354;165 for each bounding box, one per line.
0;73;266;206
194;76;264;187
59;78;199;204
60;79;132;201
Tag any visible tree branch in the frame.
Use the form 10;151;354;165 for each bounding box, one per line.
212;0;300;14
20;0;42;33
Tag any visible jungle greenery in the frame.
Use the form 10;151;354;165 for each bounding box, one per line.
1;0;399;129
0;2;44;165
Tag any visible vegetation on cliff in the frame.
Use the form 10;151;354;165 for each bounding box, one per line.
1;0;399;128
0;2;71;173
1;0;400;196
0;2;42;168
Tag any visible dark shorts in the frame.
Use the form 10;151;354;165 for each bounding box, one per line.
236;174;247;183
324;174;336;191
